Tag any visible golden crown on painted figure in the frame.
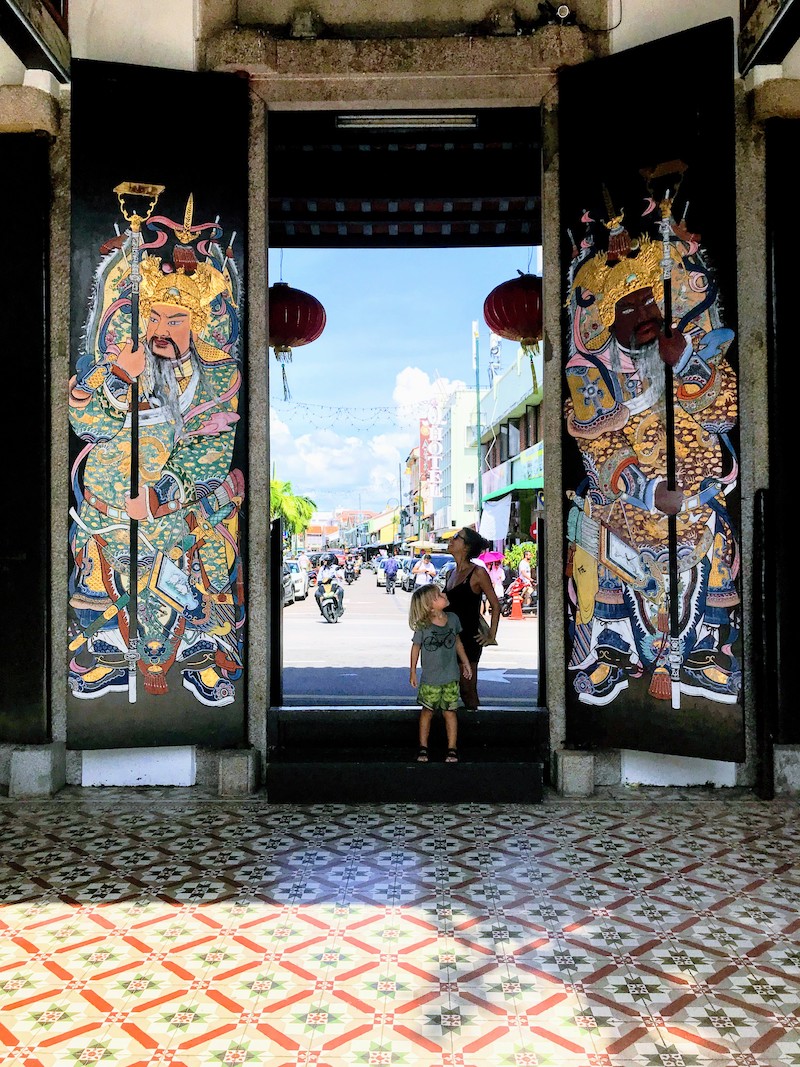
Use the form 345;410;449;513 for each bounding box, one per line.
139;258;229;332
569;236;685;328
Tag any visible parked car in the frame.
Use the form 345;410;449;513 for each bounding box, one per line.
396;556;416;591
375;558;387;586
435;560;456;588
281;563;296;606
286;559;309;600
427;552;453;573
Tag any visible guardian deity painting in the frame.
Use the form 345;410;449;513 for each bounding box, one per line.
563;172;741;720
68;187;246;710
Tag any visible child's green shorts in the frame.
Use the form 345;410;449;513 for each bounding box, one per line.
417;680;460;711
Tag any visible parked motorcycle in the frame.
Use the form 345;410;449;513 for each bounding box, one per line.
500;575;537;617
318;579;345;623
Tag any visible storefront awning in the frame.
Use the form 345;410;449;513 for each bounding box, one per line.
482;477;543;503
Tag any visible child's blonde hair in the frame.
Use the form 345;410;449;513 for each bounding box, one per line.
408;583;441;630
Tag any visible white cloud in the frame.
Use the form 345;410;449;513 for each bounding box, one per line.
270;411;411;512
270;367;468;512
393;367;468;429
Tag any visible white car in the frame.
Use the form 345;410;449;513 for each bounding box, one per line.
375;558;387;586
286;559;310;600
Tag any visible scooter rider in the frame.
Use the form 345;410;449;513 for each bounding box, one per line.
518;550;535;608
315;554;345;615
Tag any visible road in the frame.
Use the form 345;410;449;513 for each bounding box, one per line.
279;567;540;707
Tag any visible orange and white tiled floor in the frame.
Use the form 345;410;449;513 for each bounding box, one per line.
0;788;798;1066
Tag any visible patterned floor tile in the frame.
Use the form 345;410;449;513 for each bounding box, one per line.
1;795;799;1067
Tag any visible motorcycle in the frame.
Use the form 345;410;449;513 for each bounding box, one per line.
500;575;537;617
318;579;345;623
344;561;356;584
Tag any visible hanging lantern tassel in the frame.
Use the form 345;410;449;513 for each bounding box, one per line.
268;281;327;402
273;345;293;400
522;341;538;394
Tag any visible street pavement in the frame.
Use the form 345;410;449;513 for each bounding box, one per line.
280;566;539;707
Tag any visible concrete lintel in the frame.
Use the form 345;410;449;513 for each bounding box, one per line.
9;742;66;798
556;749;594;797
206;26;591;105
0;84;60;136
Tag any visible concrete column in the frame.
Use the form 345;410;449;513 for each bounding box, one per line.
218;749;260;795
556;749;594;797
773;745;800;795
9;743;66;798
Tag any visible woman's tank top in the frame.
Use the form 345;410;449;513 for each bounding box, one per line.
446;565;483;663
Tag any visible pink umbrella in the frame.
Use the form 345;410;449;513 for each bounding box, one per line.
479;550;505;564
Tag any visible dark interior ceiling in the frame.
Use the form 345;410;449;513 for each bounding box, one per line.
267;107;542;249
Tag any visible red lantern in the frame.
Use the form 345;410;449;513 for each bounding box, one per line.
483;271;543;392
268;281;326;399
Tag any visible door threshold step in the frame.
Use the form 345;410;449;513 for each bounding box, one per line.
273;705;546;714
270;748;542;763
266;760;543;803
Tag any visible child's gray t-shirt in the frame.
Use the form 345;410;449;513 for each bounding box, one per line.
412;613;462;685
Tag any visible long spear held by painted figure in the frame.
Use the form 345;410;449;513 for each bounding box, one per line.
640;159;688;710
112;181;165;703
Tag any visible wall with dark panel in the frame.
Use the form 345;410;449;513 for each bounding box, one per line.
68;60;249;749
558;20;745;762
0;134;50;744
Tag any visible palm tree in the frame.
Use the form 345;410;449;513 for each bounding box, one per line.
270;480;316;538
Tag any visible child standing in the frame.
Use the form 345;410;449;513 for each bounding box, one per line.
408;584;472;763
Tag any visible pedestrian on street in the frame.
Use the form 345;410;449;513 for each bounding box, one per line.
412;553;436;587
518;550;535;607
383;553;399;593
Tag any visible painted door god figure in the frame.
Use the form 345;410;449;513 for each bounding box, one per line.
68;194;246;707
564;195;740;709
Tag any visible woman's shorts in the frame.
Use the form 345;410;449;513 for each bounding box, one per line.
417;680;460;711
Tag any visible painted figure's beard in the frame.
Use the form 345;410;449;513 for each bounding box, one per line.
630;338;664;398
144;345;188;441
612;334;664;401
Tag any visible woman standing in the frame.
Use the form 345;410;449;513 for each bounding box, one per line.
445;528;500;710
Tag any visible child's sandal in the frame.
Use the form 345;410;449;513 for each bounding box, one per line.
416;747;429;762
445;748;458;763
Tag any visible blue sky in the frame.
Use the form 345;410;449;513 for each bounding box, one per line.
268;245;541;515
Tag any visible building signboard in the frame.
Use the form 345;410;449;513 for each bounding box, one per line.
482;460;511;497
513;442;544;482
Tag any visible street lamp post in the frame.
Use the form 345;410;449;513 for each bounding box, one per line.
472;321;483;512
385;498;400;550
